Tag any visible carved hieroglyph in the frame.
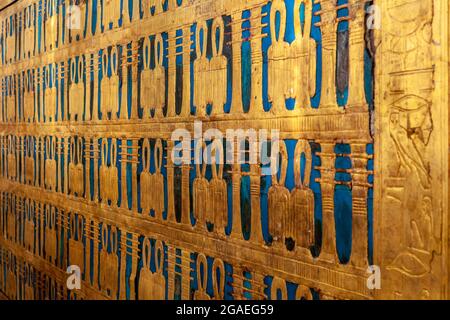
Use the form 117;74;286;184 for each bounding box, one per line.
374;0;449;299
0;0;448;301
141;35;165;119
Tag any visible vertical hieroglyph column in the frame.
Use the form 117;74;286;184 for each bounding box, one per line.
34;136;39;186
181;162;190;226
167;244;175;300
39;136;45;188
0;137;3;177
40;68;44;122
317;0;338;109
86;0;92;38
92;218;99;288
57;136;63;193
349;143;369;267
85;54;92;121
166;140;176;223
346;0;366;109
130;139;139;212
20;136;24;183
58;1;63;46
230;12;243;115
129;232;139;300
249;7;263;115
120;138;128;209
60;210;67;269
249;139;263;244
33;69;38;123
167;30;177;118
131;41;139;120
374;0;448;299
19;73;23;123
64;135;70;194
231;265;244;299
14;134;18;184
96;0;102;34
318;142;337;262
85;218;92;285
181;25;191;118
63;61;69;121
120;43;129;120
181;249;191;300
92;52;99;121
119;231;127;300
122;0;131;26
84;137;91;200
92;137;99;202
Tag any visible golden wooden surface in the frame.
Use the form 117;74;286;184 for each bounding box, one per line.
0;0;448;300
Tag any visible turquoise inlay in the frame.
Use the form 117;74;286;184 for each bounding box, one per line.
241;10;251;113
367;143;374;265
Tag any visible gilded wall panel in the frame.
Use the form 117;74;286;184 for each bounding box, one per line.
0;0;447;300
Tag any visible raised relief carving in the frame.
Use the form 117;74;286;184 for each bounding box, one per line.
7;136;16;180
6;253;17;299
212;258;225;300
23;264;35;300
140;139;153;215
100;225;119;298
7;195;16;241
44;205;57;264
25;136;34;185
271;276;288;300
194;253;211;300
70;59;85;122
316;0;338;109
6;17;16;63
69;215;84;275
296;284;313;300
193;18;228;117
138;239;166;300
290;0;316;109
45;137;57;191
23;70;35;122
69;138;84;197
140;139;164;219
6;76;16;123
376;0;445;299
209;17;228;115
24;199;35;252
101;48;119;120
23;6;35;58
268;140;290;247
0;0;447;302
45;0;58;51
100;139;119;206
268;0;290;113
209;140;227;236
193;142;209;231
103;0;120;29
141;35;166;119
72;0;86;41
44;65;56;122
389;95;432;189
193;21;210;117
286;140;314;251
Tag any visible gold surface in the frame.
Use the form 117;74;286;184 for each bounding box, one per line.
0;0;448;300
